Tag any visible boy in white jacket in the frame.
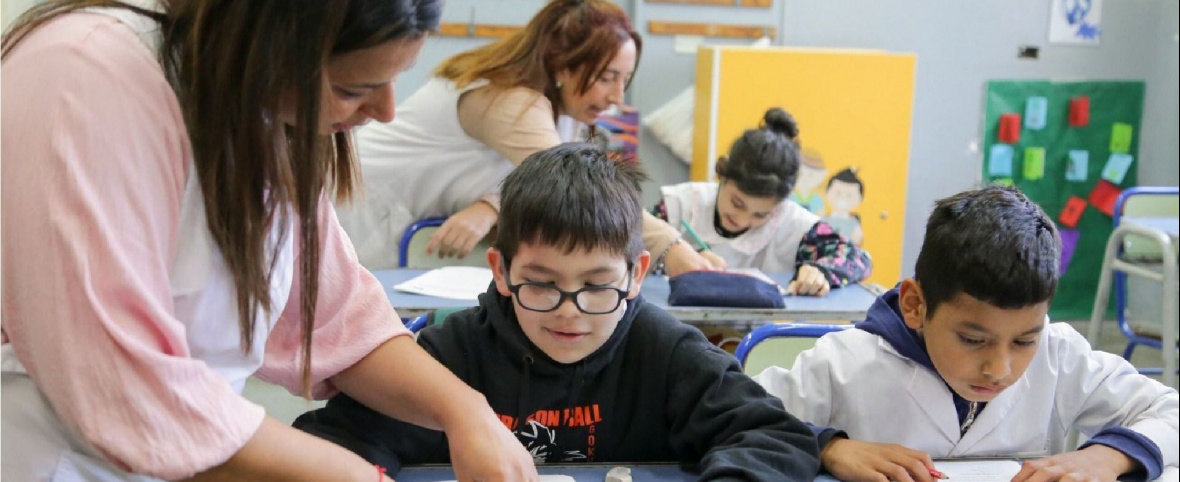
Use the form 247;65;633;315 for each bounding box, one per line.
756;185;1178;482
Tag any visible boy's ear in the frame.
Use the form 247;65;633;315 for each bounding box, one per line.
626;251;652;299
898;278;927;330
487;248;513;297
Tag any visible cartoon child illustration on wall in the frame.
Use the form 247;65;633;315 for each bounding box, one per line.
823;167;865;246
788;146;828;214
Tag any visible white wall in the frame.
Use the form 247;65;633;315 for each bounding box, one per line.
2;0;42;31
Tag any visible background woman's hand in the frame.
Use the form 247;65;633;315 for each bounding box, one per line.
426;201;498;259
662;241;724;276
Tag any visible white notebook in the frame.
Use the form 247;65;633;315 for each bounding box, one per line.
393;266;493;300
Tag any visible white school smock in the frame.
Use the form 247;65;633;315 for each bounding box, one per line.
2;6;407;480
336;78;580;269
659;182;820;277
754;323;1180;463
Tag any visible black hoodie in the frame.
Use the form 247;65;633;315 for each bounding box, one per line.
296;284;821;481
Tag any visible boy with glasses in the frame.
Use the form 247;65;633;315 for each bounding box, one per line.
296;143;821;480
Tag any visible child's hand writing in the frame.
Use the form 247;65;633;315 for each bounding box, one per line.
787;264;830;296
427;201;498;259
821;438;937;482
1011;445;1135;482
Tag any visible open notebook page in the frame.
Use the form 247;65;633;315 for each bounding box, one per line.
392;266;493;300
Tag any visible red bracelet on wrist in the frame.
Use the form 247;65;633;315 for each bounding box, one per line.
376;464;387;481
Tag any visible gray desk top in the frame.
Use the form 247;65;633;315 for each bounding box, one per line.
373;269;880;325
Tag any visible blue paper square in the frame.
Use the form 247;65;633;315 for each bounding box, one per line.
1101;153;1134;185
1025;97;1048;130
1066;150;1089;182
988;144;1014;177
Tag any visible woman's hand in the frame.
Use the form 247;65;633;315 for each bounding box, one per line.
662;241;724;276
698;250;730;271
445;403;539;482
786;264;830;296
426;201;497;259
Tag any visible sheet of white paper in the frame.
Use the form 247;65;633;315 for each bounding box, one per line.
393;266;493;300
932;459;1022;482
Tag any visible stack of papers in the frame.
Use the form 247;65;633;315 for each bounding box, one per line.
393;266;493;300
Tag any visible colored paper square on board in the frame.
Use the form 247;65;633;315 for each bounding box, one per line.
998;113;1022;143
1024;97;1048;130
1059;196;1087;229
988;144;1014;177
1058;228;1080;274
1101;153;1134;185
1066;150;1089;182
1023;147;1046;180
992;178;1014;187
1110;123;1133;153
1087;180;1122;217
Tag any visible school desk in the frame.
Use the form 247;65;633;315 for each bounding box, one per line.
372;268;880;326
394;463;1180;482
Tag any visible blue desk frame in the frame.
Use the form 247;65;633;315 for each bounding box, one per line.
373;269;880;326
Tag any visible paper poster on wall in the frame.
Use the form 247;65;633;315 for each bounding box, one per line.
1066;150;1089;181
1101;153;1133;184
1058;227;1081;274
1049;0;1102;45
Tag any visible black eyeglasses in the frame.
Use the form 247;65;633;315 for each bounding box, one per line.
504;263;633;315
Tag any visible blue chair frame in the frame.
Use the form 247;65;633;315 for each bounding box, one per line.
733;323;851;368
398;217;448;268
1110;186;1180;373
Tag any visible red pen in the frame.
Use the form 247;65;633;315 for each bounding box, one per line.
927;466;949;480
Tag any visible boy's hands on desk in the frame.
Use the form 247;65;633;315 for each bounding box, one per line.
427;201;498;259
787;265;830;296
821;438;937;482
1012;445;1134;482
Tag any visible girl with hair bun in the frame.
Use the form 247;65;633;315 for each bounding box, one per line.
653;108;872;296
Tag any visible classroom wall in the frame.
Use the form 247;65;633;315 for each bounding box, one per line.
631;0;1180;282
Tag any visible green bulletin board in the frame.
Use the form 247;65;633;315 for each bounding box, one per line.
982;80;1145;320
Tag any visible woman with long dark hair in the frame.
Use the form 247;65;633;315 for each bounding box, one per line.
1;1;537;480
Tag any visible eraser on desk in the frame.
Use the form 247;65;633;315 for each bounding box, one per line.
998;113;1022;143
606;467;632;482
1059;196;1087;229
1025;97;1048;130
1069;96;1090;126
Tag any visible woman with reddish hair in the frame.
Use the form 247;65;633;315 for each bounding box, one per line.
338;0;719;275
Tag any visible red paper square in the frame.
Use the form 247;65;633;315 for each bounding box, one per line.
1059;196;1087;229
1069;96;1090;127
1087;179;1122;217
998;113;1022;143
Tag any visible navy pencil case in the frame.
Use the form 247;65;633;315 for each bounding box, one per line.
667;271;785;308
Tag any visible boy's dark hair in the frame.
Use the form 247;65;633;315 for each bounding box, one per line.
714;107;800;199
496;143;647;263
827;167;865;196
915;185;1060;316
